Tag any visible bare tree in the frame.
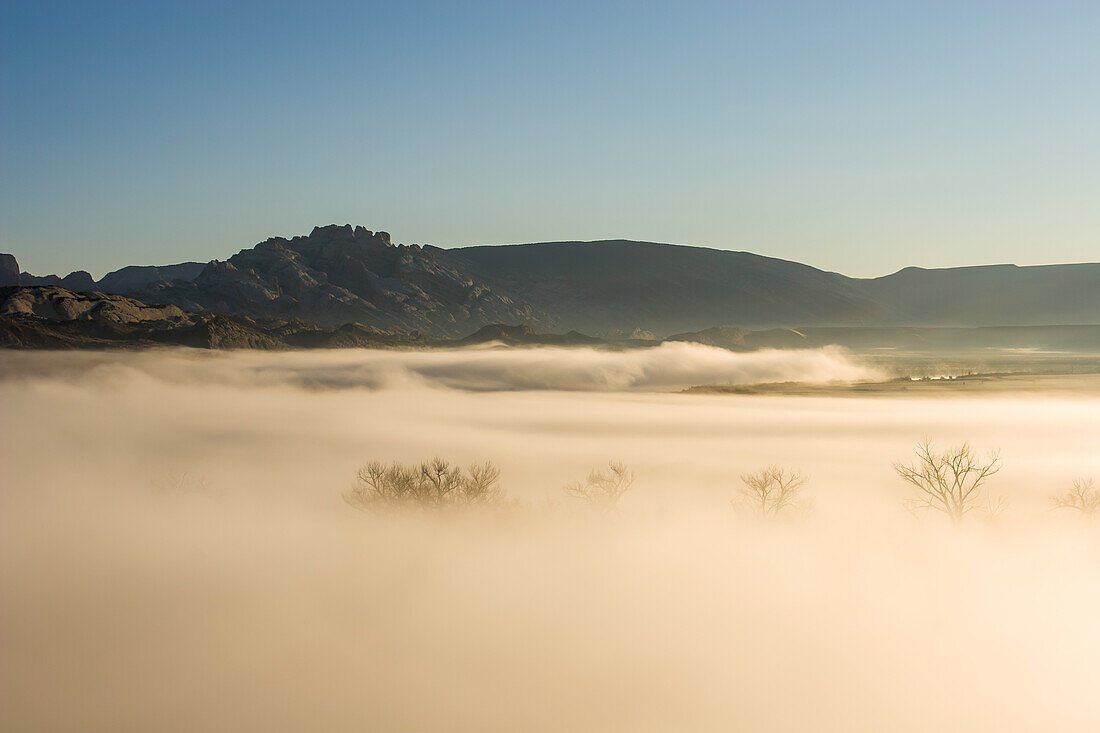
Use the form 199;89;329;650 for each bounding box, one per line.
152;471;213;496
563;461;634;513
893;440;1003;521
346;458;503;511
1051;477;1100;516
734;466;808;518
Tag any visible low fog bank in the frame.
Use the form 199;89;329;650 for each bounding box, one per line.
0;342;880;392
3;349;1100;732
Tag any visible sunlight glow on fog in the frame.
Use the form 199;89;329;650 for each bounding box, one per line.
2;347;1099;732
0;342;881;392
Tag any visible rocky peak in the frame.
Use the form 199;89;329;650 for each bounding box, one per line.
60;270;96;291
17;269;96;291
303;223;393;249
3;226;548;337
0;254;19;287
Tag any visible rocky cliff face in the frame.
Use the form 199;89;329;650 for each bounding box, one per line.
139;225;547;336
0;254;19;287
1;285;190;324
2;227;551;338
0;285;428;350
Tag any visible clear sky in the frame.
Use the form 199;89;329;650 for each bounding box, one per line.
2;1;1098;278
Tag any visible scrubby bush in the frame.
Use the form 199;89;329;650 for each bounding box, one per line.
734;466;808;518
152;471;214;496
346;458;503;511
563;461;634;513
893;440;1003;521
1051;477;1099;516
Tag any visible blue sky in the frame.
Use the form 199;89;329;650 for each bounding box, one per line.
2;0;1098;277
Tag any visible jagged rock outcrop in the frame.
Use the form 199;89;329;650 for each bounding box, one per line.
1;285;189;324
138;225;547;336
0;254;19;287
0;285;429;350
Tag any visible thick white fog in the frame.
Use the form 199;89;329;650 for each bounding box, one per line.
2;346;1100;732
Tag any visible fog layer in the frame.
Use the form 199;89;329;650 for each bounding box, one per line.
0;342;879;392
2;347;1099;732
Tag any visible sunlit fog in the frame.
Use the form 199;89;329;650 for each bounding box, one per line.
3;346;1099;732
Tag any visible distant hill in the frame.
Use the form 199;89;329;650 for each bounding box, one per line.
860;263;1100;326
6;255;203;296
97;262;206;293
443;240;1100;333
4;228;1098;336
442;240;881;334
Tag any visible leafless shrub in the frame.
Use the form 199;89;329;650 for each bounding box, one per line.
346;458;503;511
1051;477;1100;516
563;461;634;513
734;466;808;518
152;471;213;496
893;440;1003;521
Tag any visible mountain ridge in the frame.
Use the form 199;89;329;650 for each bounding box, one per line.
5;226;1099;336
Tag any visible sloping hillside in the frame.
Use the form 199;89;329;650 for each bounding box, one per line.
444;240;1100;333
860;263;1100;326
443;240;882;334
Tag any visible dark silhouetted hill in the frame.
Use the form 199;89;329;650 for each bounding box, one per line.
441;240;881;334
5;230;1098;337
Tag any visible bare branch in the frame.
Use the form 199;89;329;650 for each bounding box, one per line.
734;466;808;518
1051;477;1100;516
563;461;635;513
893;440;1003;521
346;458;505;512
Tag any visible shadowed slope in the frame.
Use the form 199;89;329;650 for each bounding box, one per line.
444;240;882;334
